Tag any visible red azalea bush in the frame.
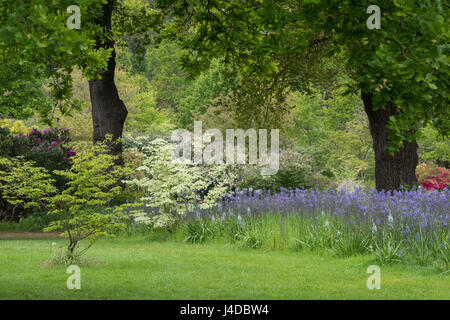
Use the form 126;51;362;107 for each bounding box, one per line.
417;165;449;191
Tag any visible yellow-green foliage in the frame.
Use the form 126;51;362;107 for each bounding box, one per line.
0;157;57;220
125;90;175;134
0;119;29;134
44;136;129;259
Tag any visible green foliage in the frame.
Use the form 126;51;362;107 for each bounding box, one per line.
0;126;14;157
177;60;225;127
418;126;450;167
371;232;404;266
156;0;326;127
0;157;57;221
303;0;450;151
408;232;434;266
173;211;448;270
0;0;111;124
330;230;372;258
114;0;161;63
236;150;321;191
125;90;175;134
108;66;176;135
183;220;214;244
235;228;262;249
44;136;128;261
0;213;56;232
156;0;449;153
0;119;29;134
182;215;263;249
288;82;374;183
4;127;75;190
434;240;450;272
124;39;225;128
144;40;189;111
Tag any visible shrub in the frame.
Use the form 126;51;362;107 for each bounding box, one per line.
0;157;57;221
7;126;76;190
0;127;76;219
0;119;28;134
12;126;74;164
124;137;236;230
236;150;329;192
418;166;449;191
44;136;128;262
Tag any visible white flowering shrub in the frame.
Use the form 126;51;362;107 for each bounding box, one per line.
123;137;236;229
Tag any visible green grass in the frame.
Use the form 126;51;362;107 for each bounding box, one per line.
0;235;449;299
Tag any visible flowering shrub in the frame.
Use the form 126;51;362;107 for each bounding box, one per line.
123;137;236;229
418;166;449;191
0;126;77;219
11;126;76;190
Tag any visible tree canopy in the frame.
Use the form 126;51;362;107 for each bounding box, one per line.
155;0;449;148
0;0;111;122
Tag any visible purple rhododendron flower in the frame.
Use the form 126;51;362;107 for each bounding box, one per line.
66;150;76;157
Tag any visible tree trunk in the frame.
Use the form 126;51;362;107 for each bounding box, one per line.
89;0;127;164
361;92;418;191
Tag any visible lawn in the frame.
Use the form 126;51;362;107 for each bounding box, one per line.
0;235;448;299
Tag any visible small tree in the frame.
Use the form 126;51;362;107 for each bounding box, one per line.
44;136;128;261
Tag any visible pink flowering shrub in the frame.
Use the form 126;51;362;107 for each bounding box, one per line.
10;127;76;190
0;126;78;219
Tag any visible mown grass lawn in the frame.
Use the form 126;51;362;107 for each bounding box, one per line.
0;235;448;300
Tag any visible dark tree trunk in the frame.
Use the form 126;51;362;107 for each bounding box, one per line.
361;92;418;191
89;0;127;164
